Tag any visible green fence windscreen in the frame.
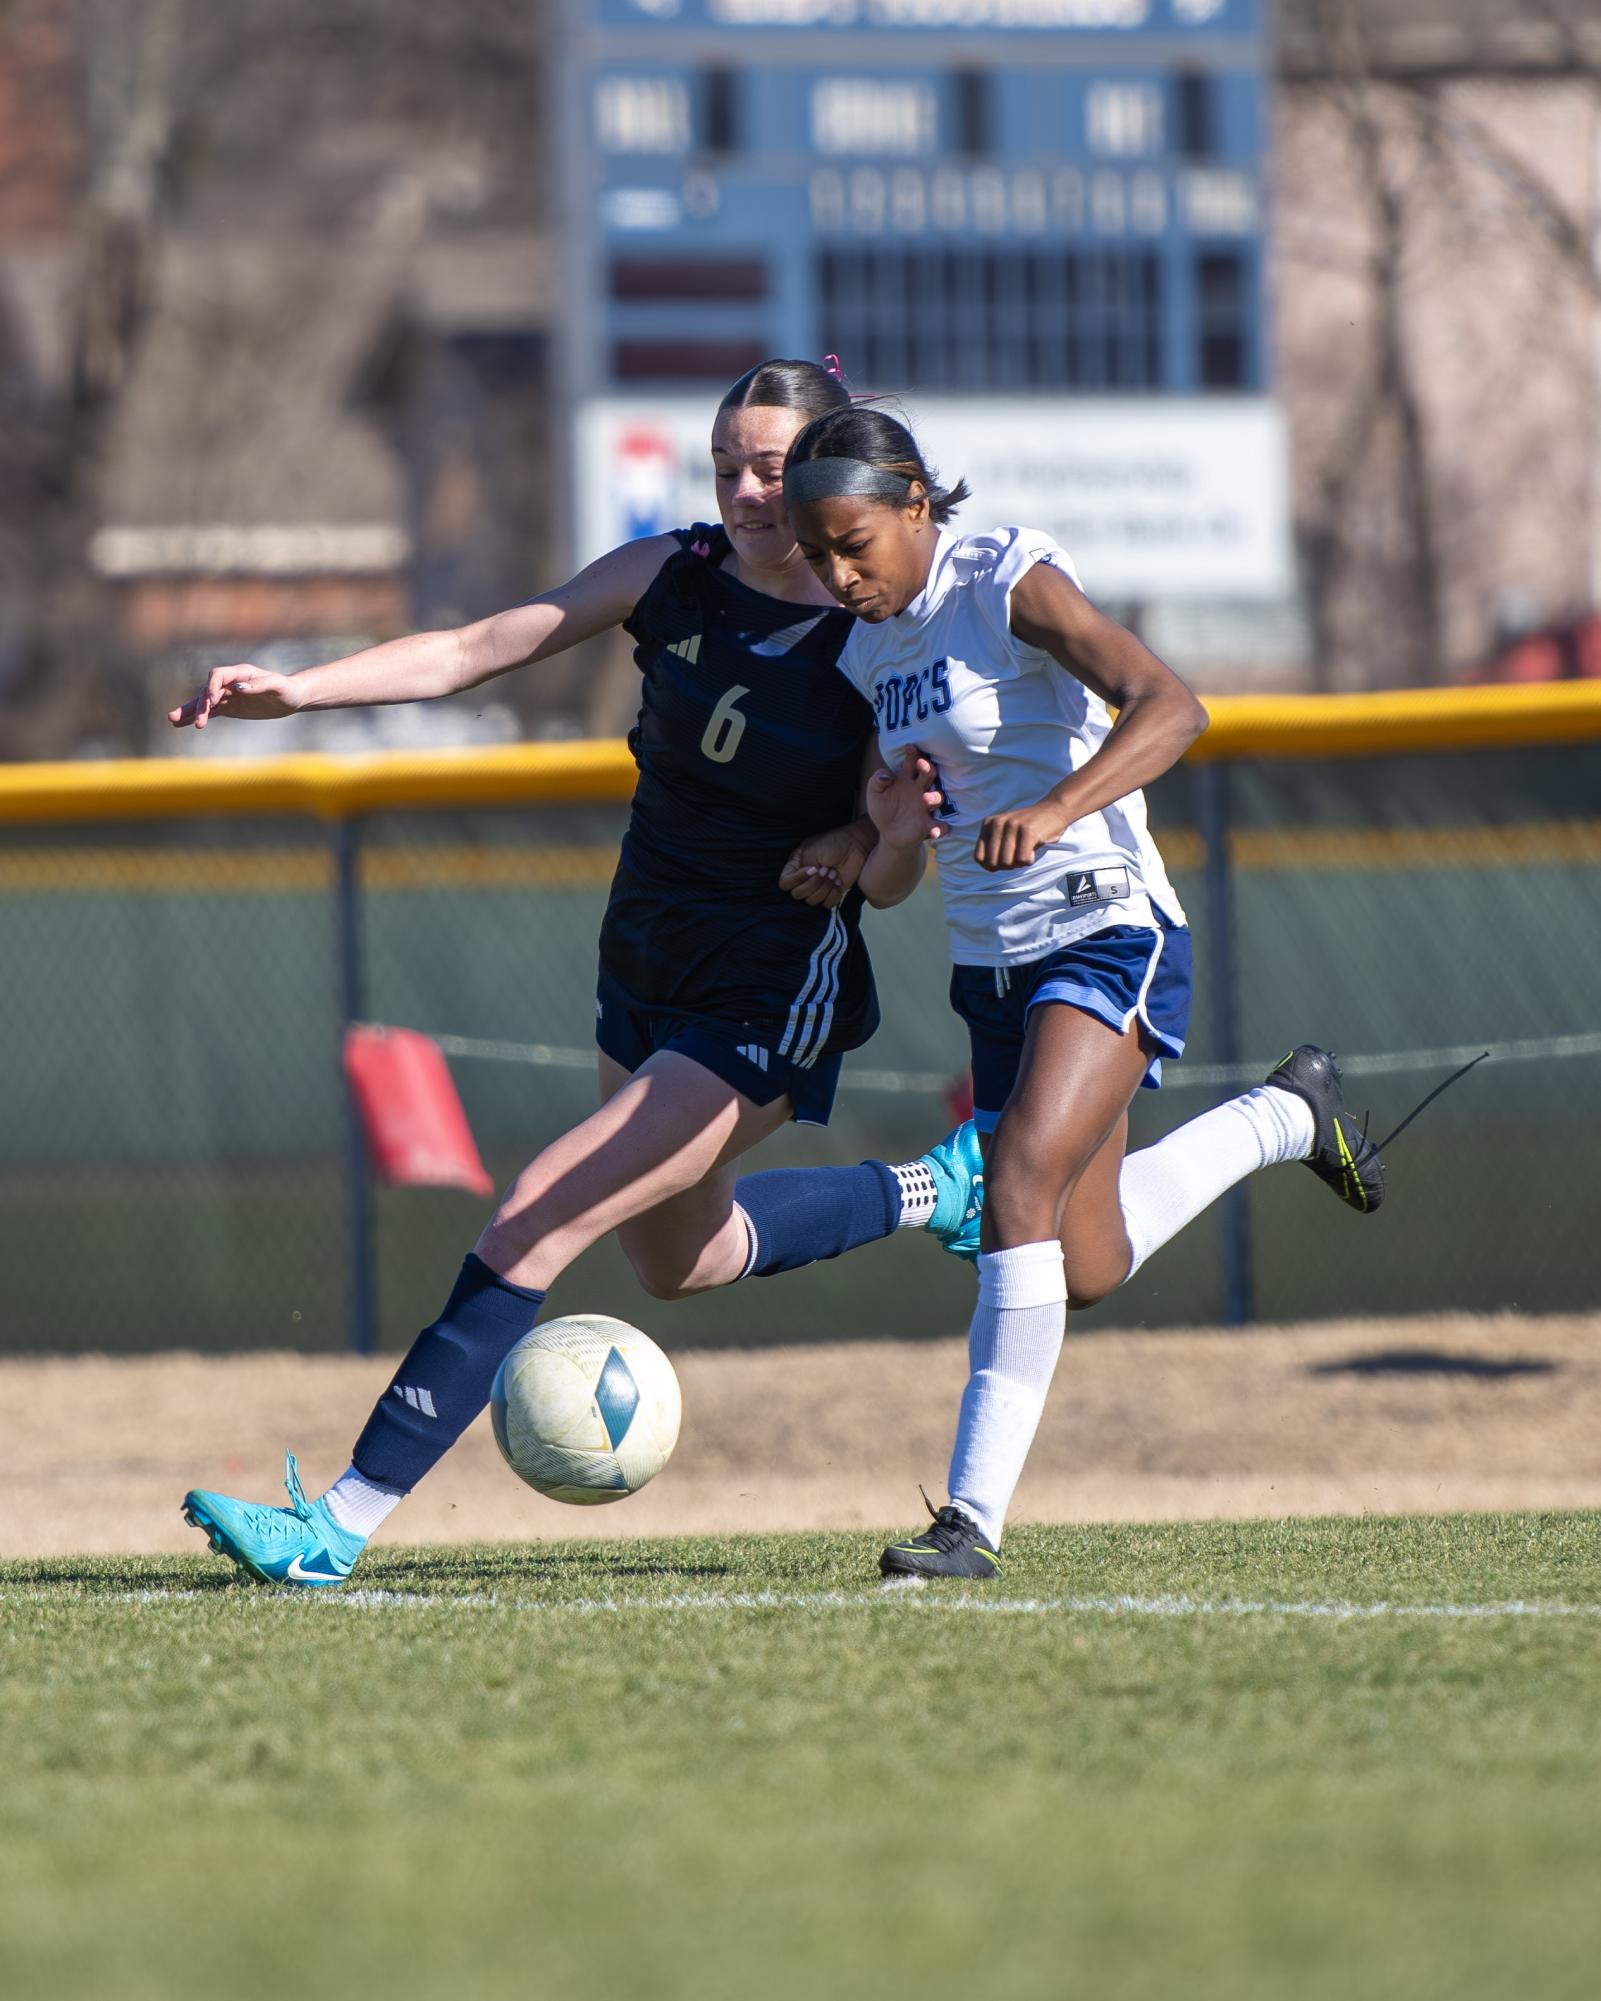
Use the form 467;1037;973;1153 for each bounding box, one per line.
2;740;1596;1354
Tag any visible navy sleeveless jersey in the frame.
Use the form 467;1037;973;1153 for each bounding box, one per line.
601;525;879;1060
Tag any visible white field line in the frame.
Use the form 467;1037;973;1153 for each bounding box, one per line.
427;1028;1601;1095
4;1587;1600;1621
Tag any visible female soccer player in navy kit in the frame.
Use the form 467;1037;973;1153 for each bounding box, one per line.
780;407;1388;1580
170;361;977;1588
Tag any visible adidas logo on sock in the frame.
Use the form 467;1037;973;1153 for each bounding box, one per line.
393;1384;438;1418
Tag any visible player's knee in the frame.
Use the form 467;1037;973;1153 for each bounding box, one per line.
983;1181;1051;1246
1063;1242;1134;1311
984;1148;1071;1244
638;1275;691;1302
621;1242;713;1302
630;1261;693;1303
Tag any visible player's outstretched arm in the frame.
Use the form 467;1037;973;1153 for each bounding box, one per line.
974;562;1209;870
167;534;678;730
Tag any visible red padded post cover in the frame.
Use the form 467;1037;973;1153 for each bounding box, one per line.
342;1025;493;1196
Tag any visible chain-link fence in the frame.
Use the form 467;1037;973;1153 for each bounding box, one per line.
3;697;1598;1356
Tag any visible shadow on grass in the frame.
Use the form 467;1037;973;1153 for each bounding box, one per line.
380;1547;735;1588
1309;1348;1558;1380
6;1559;242;1591
9;1551;743;1596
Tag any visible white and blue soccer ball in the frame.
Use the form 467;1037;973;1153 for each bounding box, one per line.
490;1314;682;1505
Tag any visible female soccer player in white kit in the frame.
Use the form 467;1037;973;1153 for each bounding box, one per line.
781;406;1387;1579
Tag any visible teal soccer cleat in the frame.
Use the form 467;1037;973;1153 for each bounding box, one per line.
921;1119;984;1262
183;1451;367;1588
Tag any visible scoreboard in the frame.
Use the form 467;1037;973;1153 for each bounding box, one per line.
557;0;1268;397
554;0;1291;596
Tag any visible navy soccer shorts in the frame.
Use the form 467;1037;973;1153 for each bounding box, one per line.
949;915;1193;1134
595;966;843;1127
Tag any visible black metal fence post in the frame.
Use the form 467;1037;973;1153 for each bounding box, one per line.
1198;758;1254;1327
334;816;377;1355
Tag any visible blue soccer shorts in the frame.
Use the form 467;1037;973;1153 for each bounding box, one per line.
594;966;843;1127
949;914;1193;1134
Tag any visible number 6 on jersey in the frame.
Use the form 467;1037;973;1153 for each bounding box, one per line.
700;684;750;764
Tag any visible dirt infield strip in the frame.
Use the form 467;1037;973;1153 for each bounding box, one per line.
4;1311;1599;1559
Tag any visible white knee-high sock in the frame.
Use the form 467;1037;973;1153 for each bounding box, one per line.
1119;1085;1315;1279
947;1241;1068;1549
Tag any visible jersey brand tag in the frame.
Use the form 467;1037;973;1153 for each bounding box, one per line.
1066;867;1130;908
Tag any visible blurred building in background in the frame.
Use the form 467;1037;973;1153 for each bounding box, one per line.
1;0;1598;759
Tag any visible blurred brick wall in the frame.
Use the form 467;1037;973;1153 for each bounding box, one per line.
0;0;79;242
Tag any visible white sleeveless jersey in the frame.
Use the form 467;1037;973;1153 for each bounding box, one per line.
835;523;1187;968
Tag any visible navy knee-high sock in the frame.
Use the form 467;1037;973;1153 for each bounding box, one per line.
733;1160;900;1277
351;1254;545;1492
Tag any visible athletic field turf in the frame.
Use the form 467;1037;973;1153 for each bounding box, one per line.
4;1512;1598;2000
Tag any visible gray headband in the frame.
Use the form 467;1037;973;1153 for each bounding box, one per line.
783;456;914;507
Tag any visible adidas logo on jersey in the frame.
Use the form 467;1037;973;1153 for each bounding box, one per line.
392;1384;438;1418
735;1042;769;1072
665;634;702;664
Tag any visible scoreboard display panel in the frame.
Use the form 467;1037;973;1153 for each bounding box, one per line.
558;0;1270;398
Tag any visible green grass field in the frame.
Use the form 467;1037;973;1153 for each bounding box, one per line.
3;1513;1599;2001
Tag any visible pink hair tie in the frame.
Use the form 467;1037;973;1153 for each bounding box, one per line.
822;353;843;380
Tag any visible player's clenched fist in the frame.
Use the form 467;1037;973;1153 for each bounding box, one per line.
168;664;304;729
975;799;1068;871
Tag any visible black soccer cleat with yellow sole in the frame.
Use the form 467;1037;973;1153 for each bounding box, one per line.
880;1504;1003;1581
1262;1044;1385;1214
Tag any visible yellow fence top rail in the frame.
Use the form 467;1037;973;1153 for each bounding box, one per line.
1;682;1598;825
1189;680;1601;762
0;740;639;826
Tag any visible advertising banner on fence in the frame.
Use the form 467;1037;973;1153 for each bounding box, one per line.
574;396;1292;599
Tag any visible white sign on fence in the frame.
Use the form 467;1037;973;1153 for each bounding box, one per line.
574;395;1292;599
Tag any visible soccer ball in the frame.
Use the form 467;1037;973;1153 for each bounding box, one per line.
490;1314;682;1505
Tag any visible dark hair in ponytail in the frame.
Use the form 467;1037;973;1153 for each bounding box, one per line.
717;358;851;423
782;407;970;524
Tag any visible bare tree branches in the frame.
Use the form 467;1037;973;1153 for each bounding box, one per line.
1281;0;1597;689
1;0;547;758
